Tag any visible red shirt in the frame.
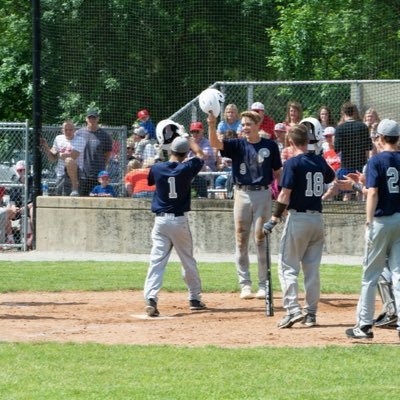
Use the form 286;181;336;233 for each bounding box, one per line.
323;149;341;171
260;115;276;139
124;169;155;194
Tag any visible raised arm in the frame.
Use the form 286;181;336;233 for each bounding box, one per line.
207;112;224;151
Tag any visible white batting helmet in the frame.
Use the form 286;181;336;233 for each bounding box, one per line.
199;88;225;117
300;117;323;154
156;119;181;149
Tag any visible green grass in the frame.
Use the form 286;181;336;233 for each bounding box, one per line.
0;261;361;294
0;261;388;400
0;343;399;399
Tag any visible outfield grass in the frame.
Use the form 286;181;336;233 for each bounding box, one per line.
0;343;399;399
0;261;362;294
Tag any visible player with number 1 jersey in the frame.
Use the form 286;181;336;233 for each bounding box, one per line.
143;136;206;317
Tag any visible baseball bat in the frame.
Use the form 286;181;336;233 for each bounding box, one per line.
265;233;274;317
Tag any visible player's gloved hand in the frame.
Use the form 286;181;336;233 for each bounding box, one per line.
263;219;278;235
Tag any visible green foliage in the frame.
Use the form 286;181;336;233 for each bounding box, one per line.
0;1;32;121
0;343;400;399
268;0;400;80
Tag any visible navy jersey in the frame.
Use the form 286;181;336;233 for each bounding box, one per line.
148;157;204;214
221;138;282;186
281;153;335;212
366;151;400;217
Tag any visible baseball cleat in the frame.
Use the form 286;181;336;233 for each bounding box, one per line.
255;289;266;299
277;312;303;329
302;313;317;327
189;300;207;310
240;285;254;299
345;325;373;339
373;312;397;328
145;298;160;317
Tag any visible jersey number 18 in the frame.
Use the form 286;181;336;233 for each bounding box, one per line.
305;172;323;197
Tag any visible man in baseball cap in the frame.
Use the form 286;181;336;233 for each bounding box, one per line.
251;101;276;139
274;123;287;152
136;108;156;140
86;107;99;118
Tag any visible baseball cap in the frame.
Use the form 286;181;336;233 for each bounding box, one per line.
323;126;336;136
133;126;146;137
137;109;149;120
98;170;110;178
377;119;400;137
171;137;190;153
190;122;203;132
274;123;286;132
86;108;99;117
15;160;26;171
251;102;265;111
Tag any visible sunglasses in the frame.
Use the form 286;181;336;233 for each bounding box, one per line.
127;147;134;150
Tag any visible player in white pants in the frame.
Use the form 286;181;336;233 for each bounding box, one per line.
264;122;334;329
208;110;282;300
346;119;400;340
143;136;206;317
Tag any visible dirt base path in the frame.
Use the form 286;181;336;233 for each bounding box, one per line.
1;291;398;347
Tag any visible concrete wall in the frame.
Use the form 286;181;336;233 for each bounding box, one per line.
36;197;366;256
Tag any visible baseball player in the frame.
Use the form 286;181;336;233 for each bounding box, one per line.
143;136;206;317
208;110;282;300
263;124;335;328
346;119;400;339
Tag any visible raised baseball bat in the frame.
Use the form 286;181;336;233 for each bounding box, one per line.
265;233;274;317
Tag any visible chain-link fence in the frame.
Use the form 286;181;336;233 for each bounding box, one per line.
0;122;30;251
41;125;128;197
170;80;400;131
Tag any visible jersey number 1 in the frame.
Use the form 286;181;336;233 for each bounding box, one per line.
168;177;178;198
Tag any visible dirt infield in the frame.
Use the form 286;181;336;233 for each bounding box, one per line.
1;290;398;347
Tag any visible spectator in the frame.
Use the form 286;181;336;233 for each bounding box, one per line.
208;110;282;300
363;107;380;137
334;102;372;182
8;160;33;248
125;158;156;198
132;126;157;162
322;127;341;172
217;104;241;136
41;120;86;196
284;101;303;131
188;121;216;198
274;122;287;153
126;138;136;162
76;107;113;196
90;170;116;197
250;101;276;139
318;106;336;130
214;157;232;190
0;186;16;246
137;109;156;140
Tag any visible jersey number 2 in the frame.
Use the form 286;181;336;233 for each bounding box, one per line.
168;177;178;198
387;167;399;193
305;172;323;197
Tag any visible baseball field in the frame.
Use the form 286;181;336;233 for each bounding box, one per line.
1;260;399;399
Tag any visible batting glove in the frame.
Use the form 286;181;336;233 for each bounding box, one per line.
263;219;278;235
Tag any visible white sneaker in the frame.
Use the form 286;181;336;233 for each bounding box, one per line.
70;190;79;196
240;285;254;299
255;289;266;299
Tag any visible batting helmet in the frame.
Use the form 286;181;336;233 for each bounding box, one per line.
300;117;323;154
199;88;225;117
156;119;181;149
